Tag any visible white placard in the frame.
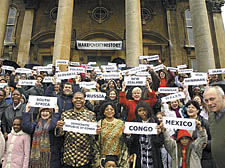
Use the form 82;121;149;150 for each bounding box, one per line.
158;87;179;94
77;40;122;50
0;83;8;88
124;122;157;135
35;66;52;72
43;77;61;83
56;60;69;66
136;72;150;77
125;66;147;75
208;68;225;75
18;80;37;86
147;55;159;61
191;72;208;78
177;64;187;69
82;65;94;71
15;68;32;74
178;69;193;74
163;117;196;130
161;92;185;103
56;71;76;80
118;64;126;68
102;72;120;79
88;62;97;65
85;92;106;100
153;64;164;72
183;77;207;86
70;62;80;66
139;56;152;59
28;96;57;108
101;65;117;72
167;67;178;72
47;64;53;67
63;119;97;135
124;76;146;86
2;65;14;71
79;82;96;89
68;67;85;73
108;62;117;66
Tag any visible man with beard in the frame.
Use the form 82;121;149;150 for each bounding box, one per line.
55;92;97;168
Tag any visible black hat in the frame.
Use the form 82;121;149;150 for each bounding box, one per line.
101;155;118;167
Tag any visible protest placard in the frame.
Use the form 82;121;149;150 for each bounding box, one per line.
63;119;97;134
158;87;179;94
136;72;150;77
178;69;193;74
101;65;117;72
79;82;96;89
88;62;97;65
15;68;32;74
161;92;185;103
183;77;207;86
56;60;69;66
124;122;157;135
191;72;208;78
163;117;196;130
34;66;52;72
0;83;8;88
85;92;106;100
28;96;57;108
70;62;80;66
147;55;159;61
153;64;164;72
2;65;14;71
124;76;146;86
118;64;126;68
167;67;178;72
18;80;37;86
68;66;85;73
123;66;147;75
177;64;187;69
43;77;61;83
108;62;117;66
208;68;225;75
102;72;120;79
56;71;77;80
77;40;122;50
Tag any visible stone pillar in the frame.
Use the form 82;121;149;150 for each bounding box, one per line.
0;0;10;57
53;0;74;70
125;0;143;67
17;9;34;67
189;0;215;72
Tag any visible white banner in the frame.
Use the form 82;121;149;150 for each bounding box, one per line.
2;65;14;71
68;67;85;73
63;119;97;135
208;68;225;75
183;77;207;86
101;65;117;72
178;69;193;74
56;60;69;66
161;92;185;103
136;72;150;77
18;80;37;86
70;62;80;66
43;77;61;83
163;117;196;130
0;83;8;88
28;96;57;108
56;71;76;80
79;82;96;89
124;76;146;86
15;68;32;74
191;72;208;78
167;67;178;72
147;55;159;61
102;72;120;79
124;122;157;135
177;64;187;69
77;40;122;50
85;92;106;100
158;87;179;94
153;64;164;72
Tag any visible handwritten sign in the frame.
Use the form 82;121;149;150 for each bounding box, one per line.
28;96;57;108
163;117;196;130
124;122;157;135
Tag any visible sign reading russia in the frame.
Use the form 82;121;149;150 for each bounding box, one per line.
163;117;196;130
124;122;157;135
77;40;122;50
85;92;106;100
63;119;97;135
28;96;57;108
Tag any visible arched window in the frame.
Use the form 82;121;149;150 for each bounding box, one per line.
185;9;194;46
4;6;18;44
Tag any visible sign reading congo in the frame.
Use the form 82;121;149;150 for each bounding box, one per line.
85;92;106;100
124;122;158;135
163;117;196;130
28;96;57;108
63;119;97;135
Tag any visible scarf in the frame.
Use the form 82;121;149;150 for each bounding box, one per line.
30;120;51;168
175;108;182;118
178;144;192;168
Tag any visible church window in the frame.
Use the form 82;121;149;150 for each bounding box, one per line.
91;7;109;23
185;9;194;46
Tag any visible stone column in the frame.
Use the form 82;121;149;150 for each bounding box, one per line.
17;9;34;67
125;0;143;67
189;0;215;72
53;0;74;70
0;0;10;57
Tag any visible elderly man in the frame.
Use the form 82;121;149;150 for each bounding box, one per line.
55;92;97;168
204;86;225;168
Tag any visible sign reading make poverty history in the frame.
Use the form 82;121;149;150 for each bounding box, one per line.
28;96;57;108
77;40;122;50
163;117;196;130
63;119;97;135
124;122;158;135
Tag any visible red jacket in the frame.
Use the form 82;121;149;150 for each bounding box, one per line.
119;90;156;121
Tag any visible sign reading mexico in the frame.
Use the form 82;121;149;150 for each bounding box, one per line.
124;76;146;86
77;40;122;50
124;122;157;135
63;119;97;135
163;117;196;130
161;92;185;103
28;96;57;108
85;92;106;100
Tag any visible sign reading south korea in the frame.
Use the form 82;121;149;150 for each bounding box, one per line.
124;122;158;135
208;68;225;75
56;71;77;80
124;76;146;86
63;119;97;135
158;87;179;94
79;82;96;89
68;67;85;73
85;92;106;100
183;77;207;86
28;96;57;108
18;80;37;86
102;72;120;79
163;117;196;130
161;92;185;103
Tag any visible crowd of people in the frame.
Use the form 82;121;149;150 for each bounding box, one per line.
0;59;225;168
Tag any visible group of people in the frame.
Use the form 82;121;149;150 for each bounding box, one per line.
0;60;224;168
